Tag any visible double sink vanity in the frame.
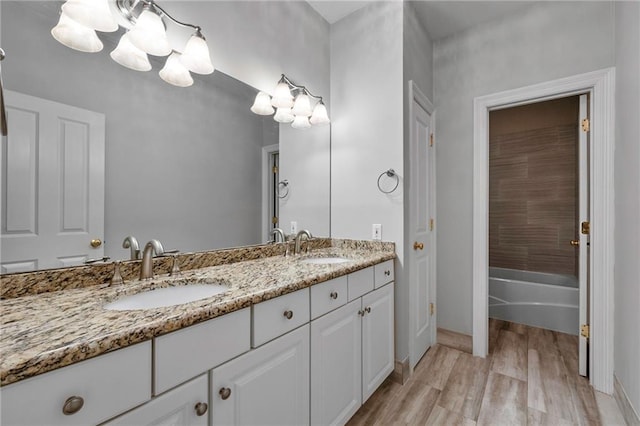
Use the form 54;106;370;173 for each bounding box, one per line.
0;239;396;426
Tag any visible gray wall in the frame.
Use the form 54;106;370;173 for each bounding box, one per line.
330;2;406;358
1;1;330;261
614;1;640;417
433;2;615;334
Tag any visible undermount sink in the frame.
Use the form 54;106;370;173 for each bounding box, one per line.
299;257;351;265
103;284;228;311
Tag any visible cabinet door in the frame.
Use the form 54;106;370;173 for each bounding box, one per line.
211;325;309;426
310;299;362;426
104;374;208;426
361;283;394;403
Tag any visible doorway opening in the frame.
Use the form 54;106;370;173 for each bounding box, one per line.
487;95;590;377
262;144;279;242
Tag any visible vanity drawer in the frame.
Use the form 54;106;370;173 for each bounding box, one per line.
252;288;310;347
348;266;374;301
374;260;394;288
0;341;151;426
311;276;348;319
154;308;250;395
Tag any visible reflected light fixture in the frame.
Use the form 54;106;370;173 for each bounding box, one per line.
251;74;330;129
51;0;215;87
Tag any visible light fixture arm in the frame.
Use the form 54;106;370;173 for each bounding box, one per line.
280;74;323;103
147;0;202;33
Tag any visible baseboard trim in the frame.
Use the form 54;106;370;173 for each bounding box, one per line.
614;375;640;425
392;357;410;385
437;327;473;354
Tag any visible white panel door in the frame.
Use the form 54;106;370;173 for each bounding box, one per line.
361;283;394;403
310;298;362;426
578;94;590;377
1;91;105;272
211;324;309;426
409;90;435;369
104;374;208;426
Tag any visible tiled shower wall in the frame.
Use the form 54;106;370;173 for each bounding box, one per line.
489;97;579;276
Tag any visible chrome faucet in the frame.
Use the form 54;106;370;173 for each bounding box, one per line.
122;236;140;260
294;230;312;255
270;228;286;243
139;239;165;280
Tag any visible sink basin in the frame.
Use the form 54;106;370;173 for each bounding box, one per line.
104;284;228;311
299;257;351;265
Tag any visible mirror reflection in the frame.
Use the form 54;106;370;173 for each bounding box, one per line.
0;1;330;273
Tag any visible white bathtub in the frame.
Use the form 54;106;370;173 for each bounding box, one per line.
488;267;579;335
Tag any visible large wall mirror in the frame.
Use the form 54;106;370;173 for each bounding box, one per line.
0;1;330;273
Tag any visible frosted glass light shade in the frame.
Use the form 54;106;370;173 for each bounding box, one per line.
291;93;312;117
291;115;311;129
110;33;152;72
251;92;275;115
274;108;294;123
61;0;118;32
271;82;294;108
159;53;193;87
310;102;330;125
128;8;171;56
51;13;103;53
180;33;214;75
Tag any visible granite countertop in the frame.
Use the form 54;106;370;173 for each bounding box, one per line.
0;245;395;387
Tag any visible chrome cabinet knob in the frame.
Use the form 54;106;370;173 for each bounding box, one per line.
62;396;84;415
219;387;231;400
384;270;391;276
194;402;208;416
330;291;338;300
365;306;371;314
283;310;294;320
358;310;365;317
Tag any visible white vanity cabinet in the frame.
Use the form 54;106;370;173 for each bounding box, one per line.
103;374;208;426
310;265;395;426
211;324;310;426
0;342;151;426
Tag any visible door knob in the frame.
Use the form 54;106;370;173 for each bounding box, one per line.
570;240;579;247
90;238;102;248
413;242;424;250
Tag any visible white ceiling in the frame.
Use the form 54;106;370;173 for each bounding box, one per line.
307;1;538;40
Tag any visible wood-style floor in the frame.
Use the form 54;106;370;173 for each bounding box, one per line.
347;319;603;425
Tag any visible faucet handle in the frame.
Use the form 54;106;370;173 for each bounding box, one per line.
169;254;182;276
110;261;124;286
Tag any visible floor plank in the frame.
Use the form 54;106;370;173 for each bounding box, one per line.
535;345;578;423
426;405;476;426
347;377;402;426
527;407;574;425
527;349;546;412
490;329;528;381
437;328;473;354
476;371;527;426
379;381;440;425
437;352;490;421
414;344;461;391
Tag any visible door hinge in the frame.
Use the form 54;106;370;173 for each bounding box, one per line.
430;303;435;316
581;221;590;235
429;133;434;147
581;118;590;132
272;166;278;173
429;218;434;231
272;216;278;224
580;324;590;339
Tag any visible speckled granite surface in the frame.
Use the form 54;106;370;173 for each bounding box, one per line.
0;240;395;386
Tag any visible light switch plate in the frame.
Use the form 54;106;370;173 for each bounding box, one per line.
290;221;298;235
372;224;382;240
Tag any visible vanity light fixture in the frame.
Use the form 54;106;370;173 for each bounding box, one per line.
251;74;330;129
51;0;214;87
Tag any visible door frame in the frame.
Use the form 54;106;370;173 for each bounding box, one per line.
261;144;279;242
407;81;437;370
472;68;615;393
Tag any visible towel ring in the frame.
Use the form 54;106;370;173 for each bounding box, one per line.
377;169;399;194
278;180;289;198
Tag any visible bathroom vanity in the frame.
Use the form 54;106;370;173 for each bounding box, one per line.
0;240;395;426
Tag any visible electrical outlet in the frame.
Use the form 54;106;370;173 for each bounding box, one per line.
290;221;298;235
372;224;382;240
